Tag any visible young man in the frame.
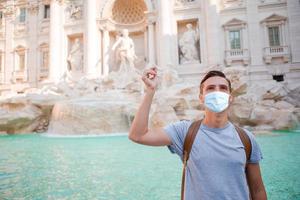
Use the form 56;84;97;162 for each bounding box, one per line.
129;69;267;200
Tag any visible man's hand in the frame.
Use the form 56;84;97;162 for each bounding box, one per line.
142;67;159;92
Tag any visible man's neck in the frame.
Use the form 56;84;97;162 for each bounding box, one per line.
202;110;229;129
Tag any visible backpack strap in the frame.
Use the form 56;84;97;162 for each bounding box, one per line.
234;125;252;163
234;125;253;200
181;120;202;200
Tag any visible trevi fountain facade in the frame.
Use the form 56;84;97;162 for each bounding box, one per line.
0;0;299;134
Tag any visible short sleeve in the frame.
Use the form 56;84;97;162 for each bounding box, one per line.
163;120;192;159
244;129;264;163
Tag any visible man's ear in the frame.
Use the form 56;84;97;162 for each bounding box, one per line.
199;93;204;103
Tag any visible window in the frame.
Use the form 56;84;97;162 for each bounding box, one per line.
19;8;26;22
268;26;280;46
44;5;50;19
42;51;49;71
19;53;25;71
229;30;241;49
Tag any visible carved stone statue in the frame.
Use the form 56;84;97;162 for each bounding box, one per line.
67;4;82;20
67;38;83;81
112;29;137;74
179;23;199;64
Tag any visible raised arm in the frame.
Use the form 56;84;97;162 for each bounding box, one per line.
128;67;172;146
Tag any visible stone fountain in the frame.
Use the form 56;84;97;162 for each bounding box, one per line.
0;28;299;135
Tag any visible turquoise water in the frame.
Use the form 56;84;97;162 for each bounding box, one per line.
0;131;299;200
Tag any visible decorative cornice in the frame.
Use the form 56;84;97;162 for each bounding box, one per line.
27;2;39;15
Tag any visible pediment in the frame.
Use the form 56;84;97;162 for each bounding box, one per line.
223;18;246;27
261;14;287;23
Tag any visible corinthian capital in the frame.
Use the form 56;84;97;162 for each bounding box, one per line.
3;5;16;18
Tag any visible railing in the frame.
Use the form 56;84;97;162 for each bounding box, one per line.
12;70;28;82
264;46;289;56
225;49;249;66
259;0;286;4
225;49;249;58
39;67;49;79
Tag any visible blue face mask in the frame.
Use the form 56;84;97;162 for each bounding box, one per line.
204;91;230;113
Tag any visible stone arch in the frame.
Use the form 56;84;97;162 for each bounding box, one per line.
100;0;153;20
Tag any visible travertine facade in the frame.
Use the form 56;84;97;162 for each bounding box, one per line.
0;0;299;93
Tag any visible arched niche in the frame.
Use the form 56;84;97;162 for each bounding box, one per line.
99;0;153;32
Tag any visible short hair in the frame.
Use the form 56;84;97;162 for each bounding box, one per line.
200;70;232;94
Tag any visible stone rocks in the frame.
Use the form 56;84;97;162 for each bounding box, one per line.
223;67;248;96
0;67;299;134
230;94;299;130
0;102;42;134
47;99;132;135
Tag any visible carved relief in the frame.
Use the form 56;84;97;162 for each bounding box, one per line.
66;3;83;21
175;0;196;7
14;23;28;37
3;5;16;18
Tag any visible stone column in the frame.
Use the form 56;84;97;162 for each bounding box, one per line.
157;0;174;67
147;21;155;64
198;13;207;65
225;29;230;50
27;2;39;86
263;24;268;48
204;0;222;66
102;29;110;76
49;0;62;82
84;0;101;77
246;0;264;65
243;26;249;50
280;22;286;46
3;1;15;84
287;0;300;63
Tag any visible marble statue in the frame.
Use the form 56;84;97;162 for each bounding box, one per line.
179;23;199;64
68;4;82;20
66;38;83;81
67;38;83;72
112;29;137;74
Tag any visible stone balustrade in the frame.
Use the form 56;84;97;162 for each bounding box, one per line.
12;70;28;82
225;49;249;66
263;45;290;64
39;67;49;79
